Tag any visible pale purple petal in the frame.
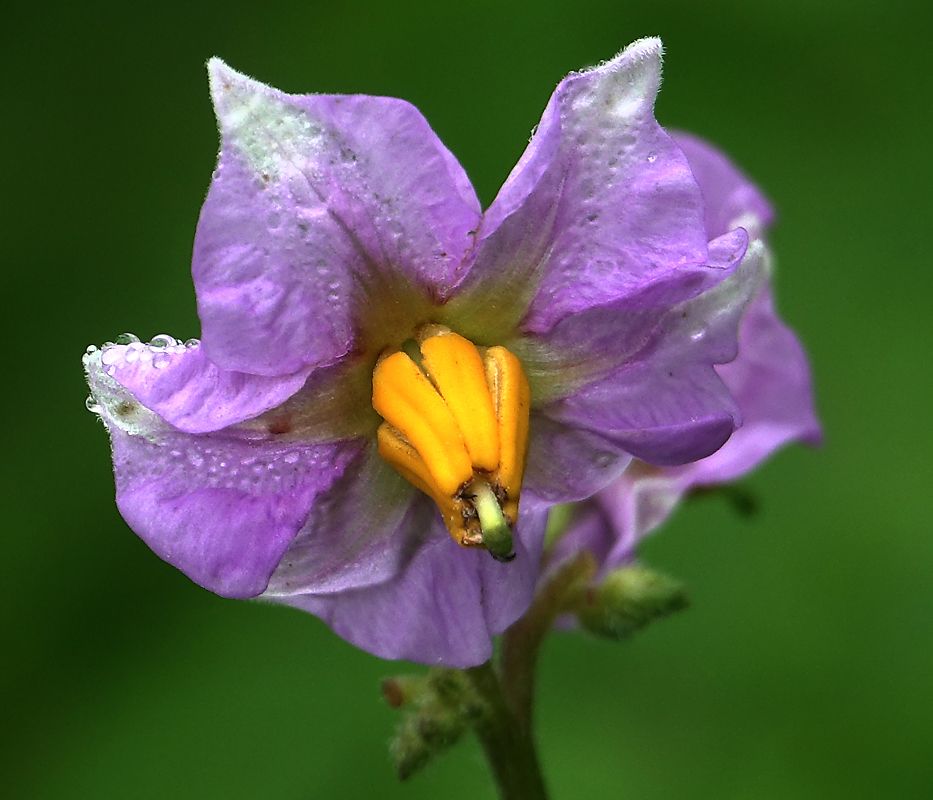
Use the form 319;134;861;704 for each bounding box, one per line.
97;338;311;434
194;59;482;376
262;443;430;596
276;500;549;667
113;431;361;599
671;131;775;239
542;238;765;468
524;416;633;503
680;286;822;485
453;38;715;334
555;269;821;572
530;228;747;366
85;349;363;598
550;464;684;577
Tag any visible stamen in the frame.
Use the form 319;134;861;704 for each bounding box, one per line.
484;346;531;524
371;327;531;560
372;349;473;497
418;329;500;472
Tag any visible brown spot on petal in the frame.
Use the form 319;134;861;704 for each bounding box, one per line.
267;416;293;435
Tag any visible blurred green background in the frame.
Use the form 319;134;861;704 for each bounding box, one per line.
3;0;932;797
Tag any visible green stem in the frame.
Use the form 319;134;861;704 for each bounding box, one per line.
499;552;597;732
465;661;549;800
466;552;597;800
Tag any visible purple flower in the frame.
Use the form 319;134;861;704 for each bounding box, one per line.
551;132;822;576
84;39;763;667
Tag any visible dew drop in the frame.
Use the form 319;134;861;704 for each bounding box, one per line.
152;352;171;369
85;345;99;355
101;348;122;366
184;338;201;348
646;152;657;163
139;349;153;363
124;347;140;364
149;334;177;348
593;451;617;469
85;395;101;414
283;451;300;465
115;333;140;345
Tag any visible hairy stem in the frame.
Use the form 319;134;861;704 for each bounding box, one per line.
465;661;549;800
466;552;597;799
499;552;597;732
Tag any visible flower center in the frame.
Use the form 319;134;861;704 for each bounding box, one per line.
371;325;531;562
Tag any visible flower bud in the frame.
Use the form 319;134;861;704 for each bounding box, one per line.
575;564;689;641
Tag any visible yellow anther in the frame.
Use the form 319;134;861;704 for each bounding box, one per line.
419;329;500;473
484;346;531;525
371;328;531;559
372;350;473;497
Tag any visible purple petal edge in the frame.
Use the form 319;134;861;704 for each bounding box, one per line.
96;338;311;434
456;38;714;334
194;59;482;377
274;499;548;667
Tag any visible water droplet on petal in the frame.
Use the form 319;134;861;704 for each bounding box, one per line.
184;338;200;348
116;333;140;345
152;352;171;369
149;334;177;348
85;345;99;355
85;395;101;414
646;152;657;163
593;451;617;469
101;348;122;366
283;451;300;464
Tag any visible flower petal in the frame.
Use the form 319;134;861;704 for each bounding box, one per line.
555;265;821;571
274;499;548;667
551;464;683;575
542;237;766;467
687;286;823;484
524;416;633;503
452;38;713;336
86;354;363;598
671;131;775;239
92;338;311;434
262;443;430;596
194;59;482;376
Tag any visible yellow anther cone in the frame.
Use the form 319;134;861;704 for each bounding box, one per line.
420;331;500;473
371;329;531;558
372;350;473;497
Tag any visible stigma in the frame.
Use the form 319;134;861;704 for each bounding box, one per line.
372;325;531;562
